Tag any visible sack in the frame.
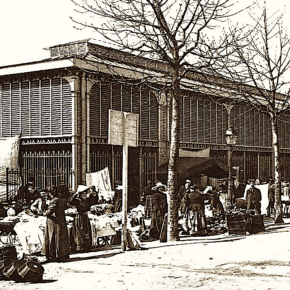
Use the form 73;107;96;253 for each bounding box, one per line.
126;230;141;250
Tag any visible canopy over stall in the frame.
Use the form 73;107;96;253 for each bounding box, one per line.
157;157;234;187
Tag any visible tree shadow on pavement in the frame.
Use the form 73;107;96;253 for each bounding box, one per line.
55;252;121;263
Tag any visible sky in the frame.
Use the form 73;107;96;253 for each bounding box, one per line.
0;0;290;67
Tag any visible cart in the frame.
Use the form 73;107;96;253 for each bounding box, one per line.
0;220;18;245
92;223;117;247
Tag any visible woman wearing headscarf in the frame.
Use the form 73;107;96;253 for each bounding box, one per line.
42;190;70;261
182;184;207;235
68;186;92;252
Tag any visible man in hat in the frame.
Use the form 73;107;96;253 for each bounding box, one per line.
56;180;70;200
266;178;275;217
246;180;262;215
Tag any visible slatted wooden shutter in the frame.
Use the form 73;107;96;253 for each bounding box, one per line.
62;78;72;135
51;78;62;135
11;82;21;136
90;83;100;137
101;83;110;137
41;79;51;136
2;84;11;137
31;80;41;136
149;91;158;141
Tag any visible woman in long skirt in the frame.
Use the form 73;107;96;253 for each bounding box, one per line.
42;192;70;261
69;188;92;252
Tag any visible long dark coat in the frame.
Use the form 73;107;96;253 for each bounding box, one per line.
68;196;92;252
150;192;168;239
41;197;70;259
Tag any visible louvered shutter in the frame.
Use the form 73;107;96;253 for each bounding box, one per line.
112;83;121;111
140;86;149;140
30;80;41;136
122;84;131;113
101;83;110;137
204;98;210;143
62;78;72;135
232;106;240;146
182;95;190;142
197;98;203;143
222;106;228;145
216;103;223;144
21;82;30;136
2;84;10;137
132;85;140;115
41;79;51;136
149;91;158;141
90;83;100;136
51;78;61;135
190;97;197;143
132;85;141;138
210;102;217;144
11;82;21;136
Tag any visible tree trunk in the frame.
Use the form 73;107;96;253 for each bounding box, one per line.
167;68;181;242
270;114;284;224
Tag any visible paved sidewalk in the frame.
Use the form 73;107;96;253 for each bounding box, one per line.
1;216;290;290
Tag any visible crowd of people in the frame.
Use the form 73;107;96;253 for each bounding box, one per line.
1;174;290;262
0;178;124;262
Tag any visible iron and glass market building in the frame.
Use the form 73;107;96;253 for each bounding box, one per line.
1;39;290;204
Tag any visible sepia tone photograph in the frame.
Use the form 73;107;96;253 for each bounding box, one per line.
0;0;290;289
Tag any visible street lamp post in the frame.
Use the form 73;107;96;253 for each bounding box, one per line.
225;126;238;211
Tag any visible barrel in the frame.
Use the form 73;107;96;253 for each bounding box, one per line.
18;261;44;283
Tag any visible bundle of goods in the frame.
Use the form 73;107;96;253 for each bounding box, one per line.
128;205;144;228
90;204;114;215
65;207;78;217
0;245;44;282
13;213;46;256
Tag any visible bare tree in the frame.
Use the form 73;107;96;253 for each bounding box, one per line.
71;0;247;240
206;6;290;223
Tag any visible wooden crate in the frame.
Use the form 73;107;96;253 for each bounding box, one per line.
227;220;247;235
226;214;248;235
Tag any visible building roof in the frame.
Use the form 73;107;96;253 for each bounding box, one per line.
0;39;287;105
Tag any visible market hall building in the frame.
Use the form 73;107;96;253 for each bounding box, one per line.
1;39;290;204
